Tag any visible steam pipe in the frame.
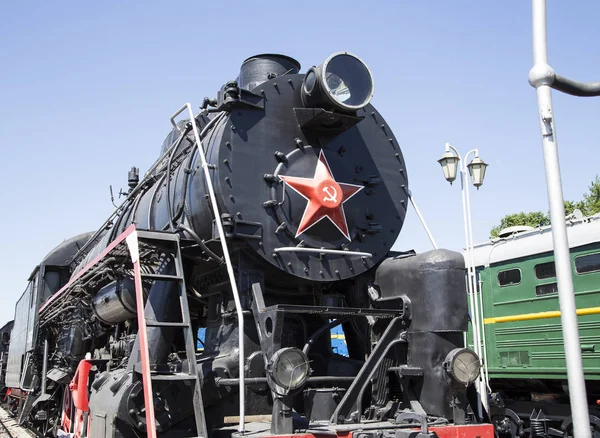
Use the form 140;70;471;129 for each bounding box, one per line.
165;125;192;231
41;338;49;395
215;376;355;386
176;223;223;264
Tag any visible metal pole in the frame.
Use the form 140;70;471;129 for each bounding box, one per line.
529;1;591;436
460;160;487;416
448;145;483;418
445;143;488;415
408;190;438;249
462;150;490;408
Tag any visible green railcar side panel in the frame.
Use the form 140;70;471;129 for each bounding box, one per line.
467;244;600;381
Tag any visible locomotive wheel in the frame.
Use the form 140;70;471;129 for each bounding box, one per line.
561;414;600;438
492;408;523;437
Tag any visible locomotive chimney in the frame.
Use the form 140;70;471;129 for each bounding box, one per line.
238;54;301;90
127;166;139;192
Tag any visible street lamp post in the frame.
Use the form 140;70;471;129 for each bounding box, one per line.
438;143;490;415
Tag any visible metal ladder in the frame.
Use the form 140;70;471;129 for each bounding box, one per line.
126;229;207;438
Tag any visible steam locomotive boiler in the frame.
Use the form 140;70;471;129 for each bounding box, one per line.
3;52;491;438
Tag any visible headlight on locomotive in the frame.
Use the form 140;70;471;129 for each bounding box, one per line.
267;347;310;394
302;52;374;112
443;348;481;386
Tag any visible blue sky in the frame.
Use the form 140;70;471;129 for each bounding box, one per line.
1;1;600;325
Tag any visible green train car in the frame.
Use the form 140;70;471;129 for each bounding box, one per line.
469;213;600;436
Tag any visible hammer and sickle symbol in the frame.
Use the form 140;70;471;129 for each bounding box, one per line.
322;186;338;203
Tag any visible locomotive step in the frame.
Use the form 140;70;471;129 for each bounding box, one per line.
388;366;424;376
262;303;404;317
145;321;189;327
136;230;181;242
141;273;182;281
150;373;197;381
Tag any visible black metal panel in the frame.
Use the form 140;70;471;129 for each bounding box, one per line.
331;317;407;423
407;331;465;419
374;249;468;333
304;387;347;422
373;250;469;420
201;74;408;282
5;284;33;388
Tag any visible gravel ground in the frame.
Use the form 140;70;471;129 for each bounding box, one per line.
0;407;35;438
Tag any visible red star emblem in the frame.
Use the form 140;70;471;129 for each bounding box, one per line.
279;151;364;241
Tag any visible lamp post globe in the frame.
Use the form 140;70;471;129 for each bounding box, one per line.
438;151;460;184
467;156;489;189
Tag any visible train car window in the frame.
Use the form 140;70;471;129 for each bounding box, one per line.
535;261;556;279
42;271;61;301
29;277;37;307
20;352;36;390
535;282;558;296
497;268;521;286
575;252;600;274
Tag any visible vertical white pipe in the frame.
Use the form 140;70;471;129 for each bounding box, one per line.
477;274;491;390
530;1;591;436
459;165;483;418
463;168;489;410
182;104;246;432
41;338;49;395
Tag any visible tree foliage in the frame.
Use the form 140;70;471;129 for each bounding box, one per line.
489;175;600;238
563;200;587;217
584;175;600;216
490;212;550;238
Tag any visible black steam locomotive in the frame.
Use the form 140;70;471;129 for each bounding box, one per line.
2;52;492;438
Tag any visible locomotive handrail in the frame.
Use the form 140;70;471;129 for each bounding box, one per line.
273;247;373;257
173;103;247;433
170;105;193;130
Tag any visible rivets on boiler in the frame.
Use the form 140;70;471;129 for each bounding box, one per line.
274;151;288;163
